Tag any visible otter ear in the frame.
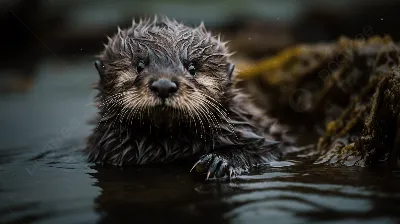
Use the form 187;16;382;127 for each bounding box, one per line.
94;60;105;79
227;63;235;80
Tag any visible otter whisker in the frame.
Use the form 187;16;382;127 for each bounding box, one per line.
182;97;207;144
117;95;136;120
117;93;146;124
176;97;195;133
100;96;125;116
189;99;216;144
188;94;225;147
196;93;237;137
191;94;226;137
175;95;197;134
125;96;145;125
95;93;130;131
201;93;229;113
200;93;232;120
197;93;231;121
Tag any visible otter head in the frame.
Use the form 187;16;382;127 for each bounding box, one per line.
94;17;235;129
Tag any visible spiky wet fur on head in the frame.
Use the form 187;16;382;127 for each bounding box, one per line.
96;17;234;136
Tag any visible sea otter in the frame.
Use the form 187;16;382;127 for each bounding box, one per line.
86;17;282;179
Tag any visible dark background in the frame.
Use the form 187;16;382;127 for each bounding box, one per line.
2;1;400;224
1;0;400;92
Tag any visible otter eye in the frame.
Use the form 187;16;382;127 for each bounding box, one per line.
137;60;146;73
188;63;196;76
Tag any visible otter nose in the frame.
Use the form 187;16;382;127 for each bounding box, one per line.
150;79;178;99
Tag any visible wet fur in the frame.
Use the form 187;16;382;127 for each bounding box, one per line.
86;17;282;177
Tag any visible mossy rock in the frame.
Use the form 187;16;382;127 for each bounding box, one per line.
236;36;400;168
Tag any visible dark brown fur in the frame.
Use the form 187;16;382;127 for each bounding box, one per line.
86;17;282;178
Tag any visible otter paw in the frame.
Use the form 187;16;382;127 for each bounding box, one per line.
190;153;244;179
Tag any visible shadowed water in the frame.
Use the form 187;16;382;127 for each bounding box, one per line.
1;58;400;224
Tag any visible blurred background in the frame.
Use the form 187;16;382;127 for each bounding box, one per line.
1;0;400;93
2;2;400;224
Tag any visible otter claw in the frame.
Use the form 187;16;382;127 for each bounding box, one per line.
229;167;233;178
190;160;201;172
191;153;236;179
206;171;211;180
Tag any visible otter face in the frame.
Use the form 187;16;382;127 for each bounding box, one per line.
95;18;234;126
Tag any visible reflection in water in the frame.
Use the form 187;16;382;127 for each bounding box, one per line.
86;158;400;223
90;164;228;223
223;166;400;223
1;143;400;223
